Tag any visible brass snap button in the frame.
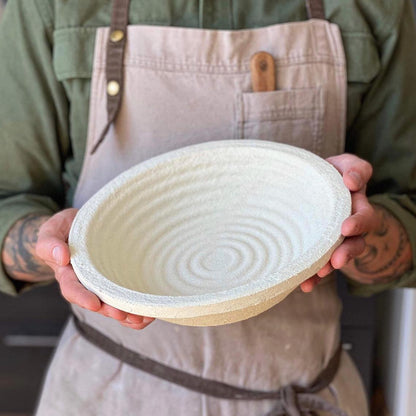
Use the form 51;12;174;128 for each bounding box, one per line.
107;80;120;96
110;30;124;43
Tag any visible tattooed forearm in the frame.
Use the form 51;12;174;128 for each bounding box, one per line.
1;214;54;282
342;205;413;284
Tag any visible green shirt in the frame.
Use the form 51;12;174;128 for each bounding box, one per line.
1;0;416;296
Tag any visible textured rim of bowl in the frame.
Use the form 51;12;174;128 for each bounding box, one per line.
69;140;351;318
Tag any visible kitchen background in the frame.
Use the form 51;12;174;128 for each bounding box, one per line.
0;1;415;415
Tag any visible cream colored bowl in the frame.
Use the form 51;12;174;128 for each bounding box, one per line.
69;140;351;326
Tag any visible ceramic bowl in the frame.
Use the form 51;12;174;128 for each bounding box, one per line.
69;140;351;326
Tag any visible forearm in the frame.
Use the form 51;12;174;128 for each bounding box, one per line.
342;204;413;284
1;213;54;282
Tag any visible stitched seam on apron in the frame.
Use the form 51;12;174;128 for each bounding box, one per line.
235;93;244;140
92;56;344;72
313;87;326;156
243;112;323;120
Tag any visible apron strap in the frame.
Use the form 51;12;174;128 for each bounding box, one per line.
91;0;130;154
73;315;346;416
305;0;326;20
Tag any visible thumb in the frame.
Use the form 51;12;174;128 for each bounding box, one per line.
36;208;78;267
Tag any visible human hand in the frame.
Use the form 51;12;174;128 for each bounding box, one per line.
300;154;376;292
36;208;155;330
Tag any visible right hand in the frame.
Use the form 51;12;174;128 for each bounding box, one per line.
36;208;154;330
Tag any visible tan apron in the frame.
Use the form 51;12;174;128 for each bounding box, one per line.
36;0;368;414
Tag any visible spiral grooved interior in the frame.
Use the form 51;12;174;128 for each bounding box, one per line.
69;141;351;326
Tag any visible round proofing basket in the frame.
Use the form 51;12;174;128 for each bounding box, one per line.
69;140;351;326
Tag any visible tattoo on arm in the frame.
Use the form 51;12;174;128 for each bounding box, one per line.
344;205;413;284
2;214;54;282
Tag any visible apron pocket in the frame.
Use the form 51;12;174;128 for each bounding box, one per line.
237;87;325;155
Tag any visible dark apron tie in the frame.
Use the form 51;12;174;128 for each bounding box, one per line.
73;316;347;416
91;0;131;154
91;0;327;154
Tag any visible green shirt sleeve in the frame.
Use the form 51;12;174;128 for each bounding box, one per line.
0;0;69;295
346;0;416;296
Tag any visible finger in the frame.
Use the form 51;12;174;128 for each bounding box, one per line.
300;275;321;293
342;193;375;237
36;238;70;267
124;315;154;326
39;208;78;240
330;236;366;269
42;259;60;274
119;321;152;330
316;261;334;278
98;303;128;321
57;265;101;311
326;154;373;192
142;317;155;326
36;209;78;266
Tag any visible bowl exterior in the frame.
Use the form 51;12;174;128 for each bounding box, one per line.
69;140;350;326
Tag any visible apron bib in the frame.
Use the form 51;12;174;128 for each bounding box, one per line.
36;1;368;415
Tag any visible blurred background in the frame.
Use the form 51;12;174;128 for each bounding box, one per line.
0;1;415;415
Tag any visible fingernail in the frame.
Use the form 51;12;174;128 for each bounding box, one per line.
349;171;362;188
52;246;61;264
143;317;153;324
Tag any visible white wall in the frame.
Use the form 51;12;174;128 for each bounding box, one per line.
378;289;416;415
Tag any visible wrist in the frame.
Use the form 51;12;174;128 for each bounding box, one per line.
342;204;412;284
1;214;54;283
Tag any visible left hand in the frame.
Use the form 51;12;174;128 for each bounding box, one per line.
300;153;376;292
36;209;155;330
